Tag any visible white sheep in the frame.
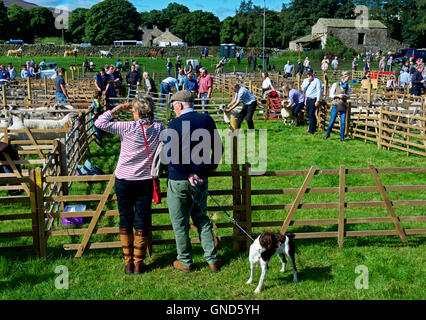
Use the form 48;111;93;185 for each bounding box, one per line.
281;101;294;126
0;112;77;142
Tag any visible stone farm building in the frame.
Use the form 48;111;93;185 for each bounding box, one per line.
289;18;405;52
141;26;184;47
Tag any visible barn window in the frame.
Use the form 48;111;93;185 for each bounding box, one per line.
358;33;365;45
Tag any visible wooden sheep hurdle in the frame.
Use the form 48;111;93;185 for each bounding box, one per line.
12;163;423;258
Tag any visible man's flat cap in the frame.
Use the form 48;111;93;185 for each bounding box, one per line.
170;90;194;103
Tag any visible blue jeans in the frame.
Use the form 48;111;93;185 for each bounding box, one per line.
160;82;171;106
115;178;153;231
199;92;209;113
56;92;67;103
326;105;346;140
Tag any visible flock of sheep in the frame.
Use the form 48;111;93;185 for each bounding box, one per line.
0;104;78;142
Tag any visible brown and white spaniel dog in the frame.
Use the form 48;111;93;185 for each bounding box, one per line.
246;231;298;294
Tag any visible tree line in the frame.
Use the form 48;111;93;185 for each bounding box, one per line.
0;0;424;48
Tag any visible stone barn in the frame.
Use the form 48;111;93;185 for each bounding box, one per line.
289;18;405;52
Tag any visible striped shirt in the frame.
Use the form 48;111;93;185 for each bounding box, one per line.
95;111;165;181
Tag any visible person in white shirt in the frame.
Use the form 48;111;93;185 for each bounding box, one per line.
331;57;339;71
226;84;258;129
301;68;322;134
284;60;294;78
261;72;275;95
303;57;311;71
321;56;329;73
324;71;351;141
8;63;16;81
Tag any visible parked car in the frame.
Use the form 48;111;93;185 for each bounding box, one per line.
406;49;426;62
80;43;92;47
5;39;24;45
388;48;415;60
40;62;58;79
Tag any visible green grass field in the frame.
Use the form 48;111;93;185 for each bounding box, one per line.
0;117;425;300
0;53;369;80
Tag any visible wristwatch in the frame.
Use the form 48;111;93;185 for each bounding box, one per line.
112;106;119;113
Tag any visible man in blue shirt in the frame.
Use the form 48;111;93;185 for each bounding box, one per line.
94;68;112;108
183;72;198;94
226;84;258;129
20;65;31;79
301;68;322;135
55;68;69;103
399;67;411;87
164;90;223;274
115;59;122;71
0;64;10;85
160;76;180;106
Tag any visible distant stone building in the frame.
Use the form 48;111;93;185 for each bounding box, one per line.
289;18;406;52
141;25;164;47
141;26;184;47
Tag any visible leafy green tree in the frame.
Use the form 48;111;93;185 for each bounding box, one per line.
7;4;33;43
139;9;168;30
356;0;425;47
139;3;190;32
171;10;220;45
220;17;245;44
27;7;55;38
84;0;141;45
284;0;355;44
0;0;9;41
163;2;190;24
66;8;89;43
411;0;426;44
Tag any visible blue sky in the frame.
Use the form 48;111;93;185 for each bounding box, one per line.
30;0;288;20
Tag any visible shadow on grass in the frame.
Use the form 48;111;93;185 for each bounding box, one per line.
296;266;333;282
0;273;55;291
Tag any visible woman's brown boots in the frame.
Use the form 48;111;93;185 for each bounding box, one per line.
119;228;134;274
134;229;149;274
120;228;150;275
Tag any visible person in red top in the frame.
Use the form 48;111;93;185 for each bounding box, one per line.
197;67;213;113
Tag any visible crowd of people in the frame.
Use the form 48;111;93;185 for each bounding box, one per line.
0;60;45;84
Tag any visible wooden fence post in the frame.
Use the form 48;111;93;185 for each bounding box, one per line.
29;168;46;257
29;169;40;257
27;77;32;104
345;102;351;137
338;165;346;248
378;106;383;150
43;77;48;96
242;163;252;250
231;127;243;252
54;139;69;209
367;78;372;104
2;84;6;107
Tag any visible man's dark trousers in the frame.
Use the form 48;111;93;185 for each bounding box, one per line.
237;101;257;130
306;98;317;134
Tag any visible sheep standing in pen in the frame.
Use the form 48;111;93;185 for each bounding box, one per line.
0;111;77;142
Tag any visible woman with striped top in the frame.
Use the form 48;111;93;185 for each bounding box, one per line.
95;95;165;275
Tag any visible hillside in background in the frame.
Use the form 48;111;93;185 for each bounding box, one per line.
4;0;56;13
